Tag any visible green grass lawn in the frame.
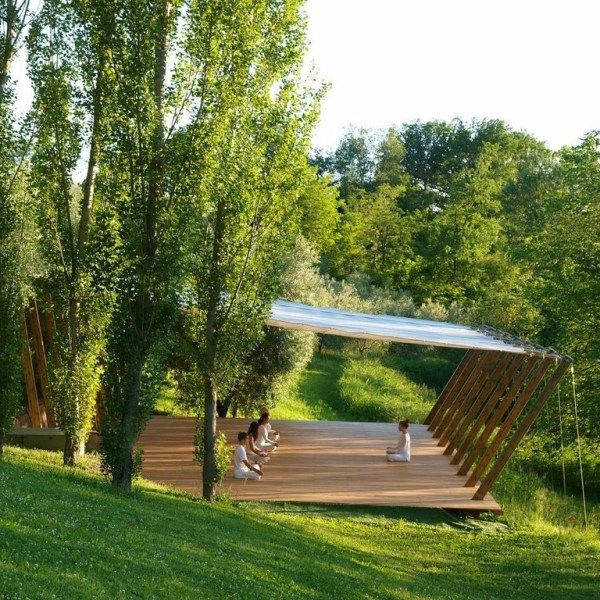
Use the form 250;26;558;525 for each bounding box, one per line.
271;352;438;423
1;446;599;599
5;350;596;598
271;353;349;421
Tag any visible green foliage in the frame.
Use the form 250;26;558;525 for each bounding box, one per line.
296;168;340;253
330;184;414;287
0;1;37;449
338;358;436;423
26;0;116;462
193;421;230;488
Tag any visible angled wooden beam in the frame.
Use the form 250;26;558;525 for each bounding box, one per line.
442;352;513;455
457;355;541;476
424;350;472;426
450;353;525;465
433;351;494;439
473;359;570;500
464;357;553;486
437;351;502;447
427;350;480;431
26;299;56;428
21;318;44;428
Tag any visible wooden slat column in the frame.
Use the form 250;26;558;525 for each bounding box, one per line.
442;352;513;456
450;354;525;465
433;351;494;439
26;299;56;427
437;351;502;447
21;318;45;428
457;355;542;477
424;350;472;426
473;359;570;500
427;350;480;431
464;357;553;486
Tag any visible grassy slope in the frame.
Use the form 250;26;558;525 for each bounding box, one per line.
1;447;599;600
271;354;348;421
272;353;438;423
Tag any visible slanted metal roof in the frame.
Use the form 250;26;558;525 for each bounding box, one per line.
269;300;551;355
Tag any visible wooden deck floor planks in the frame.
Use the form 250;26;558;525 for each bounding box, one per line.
139;416;501;513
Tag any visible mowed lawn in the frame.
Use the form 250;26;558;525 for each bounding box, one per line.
1;447;599;599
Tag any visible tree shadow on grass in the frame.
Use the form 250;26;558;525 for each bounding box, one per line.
1;454;599;599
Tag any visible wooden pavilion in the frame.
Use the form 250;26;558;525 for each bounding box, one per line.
18;299;572;513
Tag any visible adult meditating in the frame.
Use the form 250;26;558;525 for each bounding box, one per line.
233;432;263;480
247;421;270;465
256;412;279;452
386;419;411;462
260;405;280;441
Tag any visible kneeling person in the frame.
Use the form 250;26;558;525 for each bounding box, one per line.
234;432;263;480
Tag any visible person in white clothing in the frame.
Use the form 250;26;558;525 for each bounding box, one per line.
260;406;280;441
247;422;270;465
233;432;263;479
256;412;279;452
386;419;411;462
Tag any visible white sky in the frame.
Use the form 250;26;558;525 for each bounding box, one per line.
305;0;600;151
12;0;600;153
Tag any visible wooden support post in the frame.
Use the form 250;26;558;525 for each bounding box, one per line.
27;299;56;427
427;350;480;431
21;318;44;428
464;357;553;486
457;355;541;476
424;350;471;426
442;352;513;455
437;351;501;447
433;351;494;440
450;354;525;465
473;359;570;500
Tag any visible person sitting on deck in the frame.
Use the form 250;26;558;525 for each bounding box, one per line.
260;406;280;441
386;419;411;462
233;432;263;480
256;412;279;452
247;421;270;465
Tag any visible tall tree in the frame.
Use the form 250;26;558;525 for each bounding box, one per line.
99;0;180;491
0;0;36;453
27;0;115;464
530;134;600;436
175;0;318;500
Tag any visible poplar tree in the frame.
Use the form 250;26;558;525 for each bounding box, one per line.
182;0;318;500
0;0;36;453
27;0;115;464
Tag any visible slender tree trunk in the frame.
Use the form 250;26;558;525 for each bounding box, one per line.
202;198;226;500
63;431;80;466
0;429;5;455
202;377;218;500
216;399;229;418
112;351;143;492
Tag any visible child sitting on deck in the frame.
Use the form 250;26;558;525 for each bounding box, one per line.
386;419;411;462
233;432;263;480
260;406;280;441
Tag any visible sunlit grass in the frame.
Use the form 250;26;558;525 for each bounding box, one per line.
1;446;598;599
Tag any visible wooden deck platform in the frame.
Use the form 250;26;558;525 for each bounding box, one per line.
139;417;502;513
